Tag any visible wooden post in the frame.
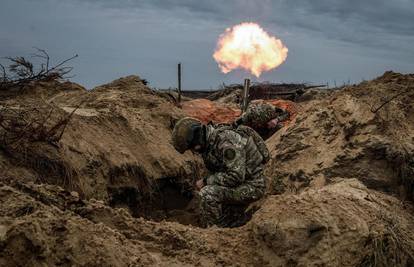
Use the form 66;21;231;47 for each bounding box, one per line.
241;78;250;113
178;63;182;103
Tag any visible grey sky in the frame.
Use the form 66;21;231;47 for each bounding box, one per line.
1;0;413;89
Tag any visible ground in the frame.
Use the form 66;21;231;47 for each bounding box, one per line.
0;71;413;266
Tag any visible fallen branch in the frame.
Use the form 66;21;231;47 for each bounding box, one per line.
0;63;7;82
52;101;84;142
0;48;78;90
0;102;82;150
370;86;413;113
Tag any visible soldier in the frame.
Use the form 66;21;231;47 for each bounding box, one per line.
234;101;290;139
172;117;268;227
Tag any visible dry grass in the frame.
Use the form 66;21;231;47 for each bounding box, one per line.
359;212;414;267
0;102;81;192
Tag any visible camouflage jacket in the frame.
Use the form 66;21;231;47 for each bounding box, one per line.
237;102;287;129
202;124;266;189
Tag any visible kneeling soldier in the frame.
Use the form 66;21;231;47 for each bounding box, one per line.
172;117;269;227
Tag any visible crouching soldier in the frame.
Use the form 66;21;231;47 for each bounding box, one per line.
234;101;290;139
172;117;269;227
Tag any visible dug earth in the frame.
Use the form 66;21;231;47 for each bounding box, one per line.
1;71;414;266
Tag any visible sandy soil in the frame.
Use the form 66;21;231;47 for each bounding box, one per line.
0;76;205;220
265;71;414;200
1;71;414;266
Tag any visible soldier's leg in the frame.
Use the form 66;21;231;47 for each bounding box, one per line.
220;184;265;227
199;185;231;227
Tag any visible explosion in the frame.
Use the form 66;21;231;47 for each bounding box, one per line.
213;22;288;77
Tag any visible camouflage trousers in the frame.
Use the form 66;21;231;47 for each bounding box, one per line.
199;183;265;227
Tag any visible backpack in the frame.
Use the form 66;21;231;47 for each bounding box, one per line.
234;125;270;164
214;123;270;164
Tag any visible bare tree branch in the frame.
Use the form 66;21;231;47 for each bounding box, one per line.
48;54;78;73
0;49;78;90
0;63;6;82
32;47;50;73
0;102;81;149
371;86;413;113
54;101;84;142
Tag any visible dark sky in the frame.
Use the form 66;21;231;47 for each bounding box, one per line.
1;0;413;89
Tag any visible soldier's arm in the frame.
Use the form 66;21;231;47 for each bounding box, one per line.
236;104;260;126
205;137;246;188
235;110;250;126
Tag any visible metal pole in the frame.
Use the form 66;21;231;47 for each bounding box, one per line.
178;63;182;103
242;78;250;113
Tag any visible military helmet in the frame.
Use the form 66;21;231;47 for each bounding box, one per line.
172;117;202;154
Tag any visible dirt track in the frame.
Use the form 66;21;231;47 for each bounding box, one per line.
1;72;414;266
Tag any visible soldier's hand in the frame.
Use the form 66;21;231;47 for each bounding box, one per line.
267;118;279;129
196;179;205;191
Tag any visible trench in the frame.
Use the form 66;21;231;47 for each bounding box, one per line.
108;177;202;226
107;176;256;228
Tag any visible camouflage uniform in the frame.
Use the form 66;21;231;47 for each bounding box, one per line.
199;124;266;227
236;102;288;129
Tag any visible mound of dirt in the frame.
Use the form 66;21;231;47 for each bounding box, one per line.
181;99;241;124
253;178;414;266
0;76;204;221
265;71;414;199
181;98;298;125
0;179;260;266
1;177;413;266
212;87;242;104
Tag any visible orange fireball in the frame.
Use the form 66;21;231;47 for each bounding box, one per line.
213;22;288;77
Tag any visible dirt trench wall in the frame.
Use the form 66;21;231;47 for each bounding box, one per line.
265;72;414;200
252;179;414;267
0;76;205;216
1;177;413;267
